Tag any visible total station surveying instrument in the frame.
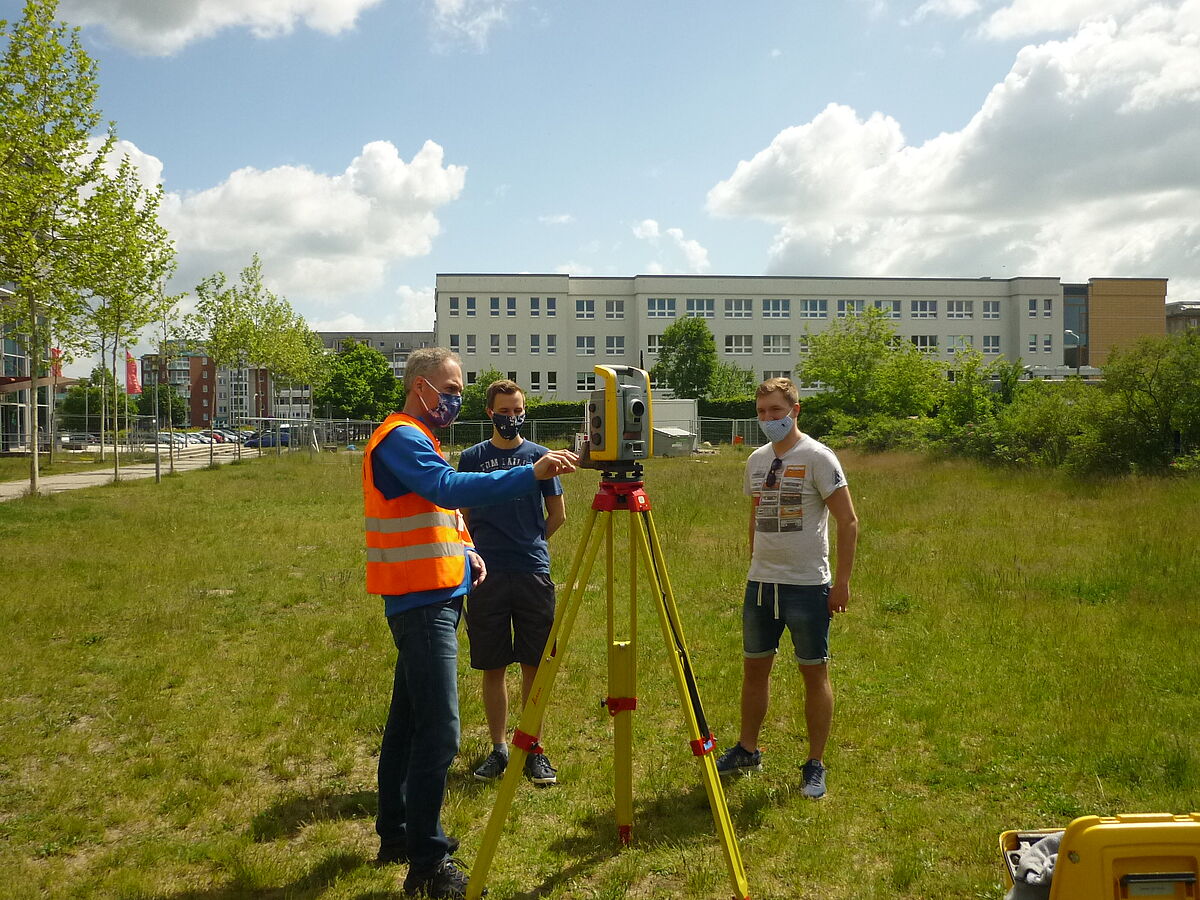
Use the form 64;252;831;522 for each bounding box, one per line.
466;365;750;900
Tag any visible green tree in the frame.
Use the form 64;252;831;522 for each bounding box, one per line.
0;0;113;492
798;307;943;418
135;382;186;427
796;307;897;415
872;344;943;418
78;154;175;479
312;339;401;420
57;366;133;432
940;348;995;428
708;360;757;399
460;366;506;421
650;316;717;399
1100;331;1200;465
185;259;262;465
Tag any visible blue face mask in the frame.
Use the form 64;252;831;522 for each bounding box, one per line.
759;414;795;444
418;379;463;428
491;412;525;440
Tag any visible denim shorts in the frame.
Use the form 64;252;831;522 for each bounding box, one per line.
743;581;831;665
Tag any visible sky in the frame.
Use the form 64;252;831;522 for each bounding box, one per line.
6;0;1199;374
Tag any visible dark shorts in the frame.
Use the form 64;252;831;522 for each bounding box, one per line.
743;581;831;665
465;571;556;670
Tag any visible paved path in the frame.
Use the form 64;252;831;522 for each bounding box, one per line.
0;446;269;502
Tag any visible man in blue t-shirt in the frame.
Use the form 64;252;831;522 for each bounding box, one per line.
458;380;566;786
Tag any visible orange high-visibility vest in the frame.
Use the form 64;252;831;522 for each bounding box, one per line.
363;413;473;596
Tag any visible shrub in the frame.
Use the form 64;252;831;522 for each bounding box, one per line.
857;415;935;453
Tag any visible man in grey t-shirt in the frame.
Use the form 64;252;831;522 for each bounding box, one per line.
715;377;859;800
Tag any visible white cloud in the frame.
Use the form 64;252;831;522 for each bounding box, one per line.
913;0;981;21
431;0;514;49
631;219;711;273
632;219;661;240
310;285;435;331
707;1;1200;299
538;213;575;225
158;139;465;304
981;0;1147;39
60;0;383;55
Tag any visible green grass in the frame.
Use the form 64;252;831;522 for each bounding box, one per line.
1;449;1197;899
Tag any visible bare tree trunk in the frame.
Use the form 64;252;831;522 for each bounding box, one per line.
111;338;121;482
24;294;40;495
98;334;107;463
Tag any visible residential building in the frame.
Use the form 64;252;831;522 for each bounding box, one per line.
316;330;433;383
434;274;1168;396
142;346;218;427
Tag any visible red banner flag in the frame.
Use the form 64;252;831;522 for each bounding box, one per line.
51;348;63;378
125;350;142;395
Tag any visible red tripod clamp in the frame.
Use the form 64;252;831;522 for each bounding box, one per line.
592;479;652;512
690;731;717;757
601;696;638;715
512;730;543;755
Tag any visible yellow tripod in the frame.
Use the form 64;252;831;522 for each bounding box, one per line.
466;464;750;900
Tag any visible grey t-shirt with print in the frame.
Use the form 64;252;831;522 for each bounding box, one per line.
743;434;848;585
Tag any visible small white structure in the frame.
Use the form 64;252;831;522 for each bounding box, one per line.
654;425;697;457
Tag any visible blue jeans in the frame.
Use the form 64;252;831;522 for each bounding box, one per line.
376;598;462;872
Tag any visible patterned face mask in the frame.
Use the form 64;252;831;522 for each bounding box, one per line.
758;414;794;444
491;412;525;440
418;379;463;428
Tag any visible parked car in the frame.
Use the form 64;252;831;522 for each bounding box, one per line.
199;430;226;443
61;432;97;450
157;432;188;445
245;430;290;448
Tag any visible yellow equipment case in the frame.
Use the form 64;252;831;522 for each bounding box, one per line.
1000;812;1200;898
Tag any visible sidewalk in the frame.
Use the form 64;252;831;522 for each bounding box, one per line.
0;446;268;503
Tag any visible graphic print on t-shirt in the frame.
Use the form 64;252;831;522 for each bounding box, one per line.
755;463;807;533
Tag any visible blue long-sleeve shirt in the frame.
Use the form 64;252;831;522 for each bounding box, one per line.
372;423;540;616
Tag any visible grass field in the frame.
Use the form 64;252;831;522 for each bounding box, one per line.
1;449;1197;899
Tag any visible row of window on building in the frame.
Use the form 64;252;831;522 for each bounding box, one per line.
450;332;1064;358
447;296;1056;321
463;369;802;395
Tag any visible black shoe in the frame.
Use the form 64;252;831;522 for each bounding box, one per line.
523;751;558;785
403;855;477;898
375;835;460;867
715;742;762;776
472;749;508;781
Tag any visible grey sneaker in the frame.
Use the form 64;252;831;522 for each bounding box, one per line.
472;749;508;781
801;758;826;799
715;743;762;776
523;751;557;785
402;855;474;898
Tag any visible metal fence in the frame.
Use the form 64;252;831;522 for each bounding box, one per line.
3;415;764;458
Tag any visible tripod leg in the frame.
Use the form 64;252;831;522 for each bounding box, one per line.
607;512;636;843
632;508;751;900
466;507;609;900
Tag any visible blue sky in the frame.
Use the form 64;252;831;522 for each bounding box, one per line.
9;0;1198;367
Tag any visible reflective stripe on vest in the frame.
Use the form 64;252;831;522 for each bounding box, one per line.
363;413;471;596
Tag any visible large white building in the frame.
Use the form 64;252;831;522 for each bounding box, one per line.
434;274;1166;397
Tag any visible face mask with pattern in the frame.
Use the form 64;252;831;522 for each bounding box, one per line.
491;412;525;440
758;414;795;443
418;379;463;428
